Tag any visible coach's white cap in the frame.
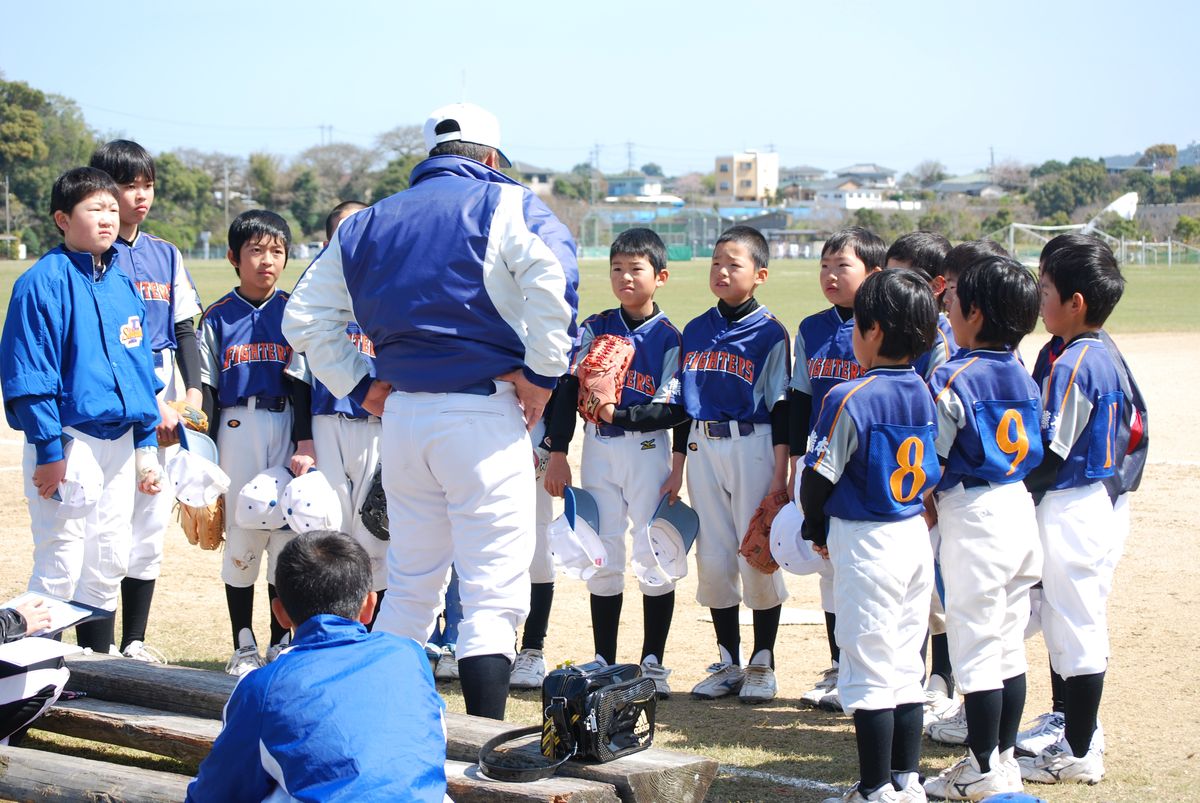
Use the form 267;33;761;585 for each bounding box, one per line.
167;432;230;508
548;486;606;580
282;469;344;534
632;495;699;587
235;466;292;530
423;102;512;168
769;501;823;575
55;437;105;519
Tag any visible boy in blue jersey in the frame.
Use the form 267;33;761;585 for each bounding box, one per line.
199;210;316;676
885;230;955;380
90;140;204;663
186;531;447;802
1014;237;1128;786
800;270;940;803
788;227;885;711
1;167;163;653
922;256;1043;800
544;228;687;695
680;225;791;704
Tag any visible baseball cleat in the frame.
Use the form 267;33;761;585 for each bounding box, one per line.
1017;738;1104;785
225;628;264;677
738;663;777;704
265;632;292;663
434;645;459;681
821;782;903;802
801;664;839;707
690;661;745;700
1014;711;1065;757
924;749;1022;800
922;675;960;729
509;648;545;689
121;640;167;664
818;688;843;712
891;771;927;803
639;659;672;700
926;707;969;745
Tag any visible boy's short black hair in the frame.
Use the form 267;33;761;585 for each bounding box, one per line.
89;139;156;185
886;231;952;281
943;239;1009;280
325;201;367;241
610;227;667;273
715;225;769;269
1039;234;1125;326
275;531;372;626
50;167;119;232
822;226;887;270
854;269;937;360
955;256;1040;349
229;210;292;262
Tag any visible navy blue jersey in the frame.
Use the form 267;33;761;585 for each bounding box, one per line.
681;305;790;423
199;290;293;409
790;307;862;432
930;349;1043;490
1;246;162;460
1039;334;1124;491
571;308;681;408
114;233;201;352
805;367;940;521
913;313;958;381
311;322;377;418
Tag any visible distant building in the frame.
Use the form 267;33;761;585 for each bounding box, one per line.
715;150;780;203
813;177;921;211
779;165;826;186
605;172;664;198
931;172;1006;198
834;163;898;187
511;161;554;196
1099;153;1149;175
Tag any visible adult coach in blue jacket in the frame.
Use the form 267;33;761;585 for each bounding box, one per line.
283;102;579;718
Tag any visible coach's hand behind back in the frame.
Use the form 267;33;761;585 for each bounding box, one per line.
498;370;551;431
361;380;392;417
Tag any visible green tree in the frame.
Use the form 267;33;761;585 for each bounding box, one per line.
0;78;49;173
640;162;663;177
1030;159;1067;178
917;211;951;234
247;152;282;208
1169;166;1200;201
1097;213;1142;240
290;169;324;236
372;155;422;199
1137;143;1177;170
1173;215;1200;242
980;208;1013;236
850;208;884;233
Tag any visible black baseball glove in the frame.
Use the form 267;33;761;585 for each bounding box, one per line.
360;466;390;540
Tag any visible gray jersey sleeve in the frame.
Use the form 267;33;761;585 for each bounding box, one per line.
1045;382;1095;461
789;330;812;393
934;385;967;459
808;408;858;485
198;317;219;388
653;342;682;404
754;337;791;413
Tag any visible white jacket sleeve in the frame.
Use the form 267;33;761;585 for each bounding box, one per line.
282;232;371;398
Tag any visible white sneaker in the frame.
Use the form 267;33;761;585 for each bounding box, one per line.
821;782;902;803
1018;738;1104;784
640;659;672;700
121;640;167;664
225;628;263;677
818;687;843;712
801;664;839;707
690;662;745;700
922;675;959;729
997;747;1021;789
509;648;545;689
265;632;292;663
892;771;927;803
739;664;777;704
434;645;459;681
926;706;968;745
1014;711;1065;757
924;749;1022;800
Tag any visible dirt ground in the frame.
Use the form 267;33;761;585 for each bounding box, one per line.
0;332;1196;802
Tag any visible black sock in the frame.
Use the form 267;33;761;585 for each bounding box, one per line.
119;577;156;649
1050;661;1067;713
590;593;623;664
825;611;840;664
75;615;115;652
1064;670;1105;757
999;673;1027;753
521;583;555;651
711;605;741;665
751;605;781;666
267;584;289;646
930;633;953;695
891;702;923;775
459;654;510;720
367;588;385;632
225;584;255;648
853;707;893;795
640;591;674;663
964;689;1002;770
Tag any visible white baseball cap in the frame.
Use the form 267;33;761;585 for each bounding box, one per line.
282;469;344;534
166;430;230;508
548;486;606;580
769;501;824;575
423;102;512;168
234;466;293;530
632;495;699;587
55;437;105;519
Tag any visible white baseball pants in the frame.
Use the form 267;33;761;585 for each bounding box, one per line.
312;414;387;590
128;349;178;581
531;479;555;584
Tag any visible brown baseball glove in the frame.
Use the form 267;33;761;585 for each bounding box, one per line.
577;334;635;424
739;490;790;573
178;497;225;551
168;400;209;433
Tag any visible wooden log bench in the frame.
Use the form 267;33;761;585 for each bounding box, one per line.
25;653;717;802
0;745;190;802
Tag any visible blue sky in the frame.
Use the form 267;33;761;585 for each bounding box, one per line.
3;0;1195;177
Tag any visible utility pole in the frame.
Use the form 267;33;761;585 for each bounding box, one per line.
990;146;995;176
4;174;9;237
627;141;634;174
223;163;230;235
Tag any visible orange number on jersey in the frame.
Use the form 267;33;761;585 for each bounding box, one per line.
890;436;926;503
996;408;1030;476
